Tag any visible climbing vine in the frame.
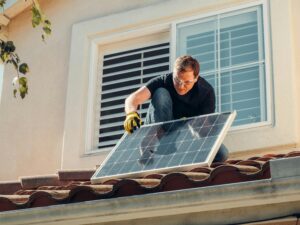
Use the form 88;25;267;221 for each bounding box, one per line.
0;0;51;98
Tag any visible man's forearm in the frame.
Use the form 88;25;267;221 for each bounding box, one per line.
124;86;151;115
125;95;139;114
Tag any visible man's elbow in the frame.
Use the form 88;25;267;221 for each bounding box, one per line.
125;94;131;105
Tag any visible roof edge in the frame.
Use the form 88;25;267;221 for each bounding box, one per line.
1;175;300;225
0;0;32;25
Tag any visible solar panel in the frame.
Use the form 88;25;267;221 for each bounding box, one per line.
91;111;236;183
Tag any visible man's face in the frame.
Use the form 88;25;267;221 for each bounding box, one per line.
173;68;198;95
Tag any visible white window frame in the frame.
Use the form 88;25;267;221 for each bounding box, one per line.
171;1;273;132
62;0;274;169
88;25;171;154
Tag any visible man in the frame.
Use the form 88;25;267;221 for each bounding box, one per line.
124;55;228;162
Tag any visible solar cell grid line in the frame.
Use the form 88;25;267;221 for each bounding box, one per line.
91;111;236;184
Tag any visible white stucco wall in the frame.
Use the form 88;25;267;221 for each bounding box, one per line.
0;0;299;180
291;0;300;148
0;65;3;100
0;0;165;181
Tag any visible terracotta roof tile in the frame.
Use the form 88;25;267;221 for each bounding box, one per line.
181;171;209;180
130;178;161;187
20;174;61;189
235;160;263;169
58;169;96;181
0;181;22;195
285;151;300;158
0;151;299;212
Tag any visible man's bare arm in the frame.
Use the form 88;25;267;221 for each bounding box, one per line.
125;86;151;114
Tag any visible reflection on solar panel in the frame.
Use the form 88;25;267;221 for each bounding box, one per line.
91;111;236;183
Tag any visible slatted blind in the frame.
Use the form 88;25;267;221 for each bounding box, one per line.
98;43;170;149
177;6;266;126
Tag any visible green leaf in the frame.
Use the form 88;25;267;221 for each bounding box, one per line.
2;52;9;62
19;86;26;99
0;54;5;63
19;85;28;99
13;89;17;98
4;41;16;53
18;77;27;86
31;5;42;27
43;26;51;35
32;5;42;19
0;0;6;8
44;19;51;25
19;63;29;74
30;1;52;42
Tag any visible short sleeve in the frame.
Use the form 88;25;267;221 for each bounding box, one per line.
200;87;216;115
145;74;166;97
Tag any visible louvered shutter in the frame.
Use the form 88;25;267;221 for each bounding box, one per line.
98;43;170;149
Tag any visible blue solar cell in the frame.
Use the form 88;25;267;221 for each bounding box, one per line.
193;150;210;164
166;152;186;167
180;151;199;165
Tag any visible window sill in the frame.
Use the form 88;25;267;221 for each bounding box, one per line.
82;148;112;158
229;120;273;133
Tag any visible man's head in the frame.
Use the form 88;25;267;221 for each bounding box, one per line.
173;55;200;95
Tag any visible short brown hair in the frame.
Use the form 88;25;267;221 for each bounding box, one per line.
173;55;200;77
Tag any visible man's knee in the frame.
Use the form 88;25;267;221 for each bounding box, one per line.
145;88;173;124
213;144;229;163
152;88;172;106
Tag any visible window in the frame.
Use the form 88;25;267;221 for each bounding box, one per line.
176;6;267;126
97;42;170;149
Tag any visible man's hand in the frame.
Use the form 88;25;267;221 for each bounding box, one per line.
124;112;142;134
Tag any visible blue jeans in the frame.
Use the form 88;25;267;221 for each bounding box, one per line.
145;88;229;163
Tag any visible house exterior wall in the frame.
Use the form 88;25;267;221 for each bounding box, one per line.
0;0;164;181
291;0;300;148
0;0;299;180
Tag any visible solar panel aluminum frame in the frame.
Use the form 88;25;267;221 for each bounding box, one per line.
91;111;236;184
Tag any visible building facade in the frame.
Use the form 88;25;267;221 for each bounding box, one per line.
0;0;299;180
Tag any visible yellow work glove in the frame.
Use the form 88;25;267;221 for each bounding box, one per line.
124;112;142;134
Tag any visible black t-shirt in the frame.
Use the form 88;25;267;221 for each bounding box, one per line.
145;73;215;119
